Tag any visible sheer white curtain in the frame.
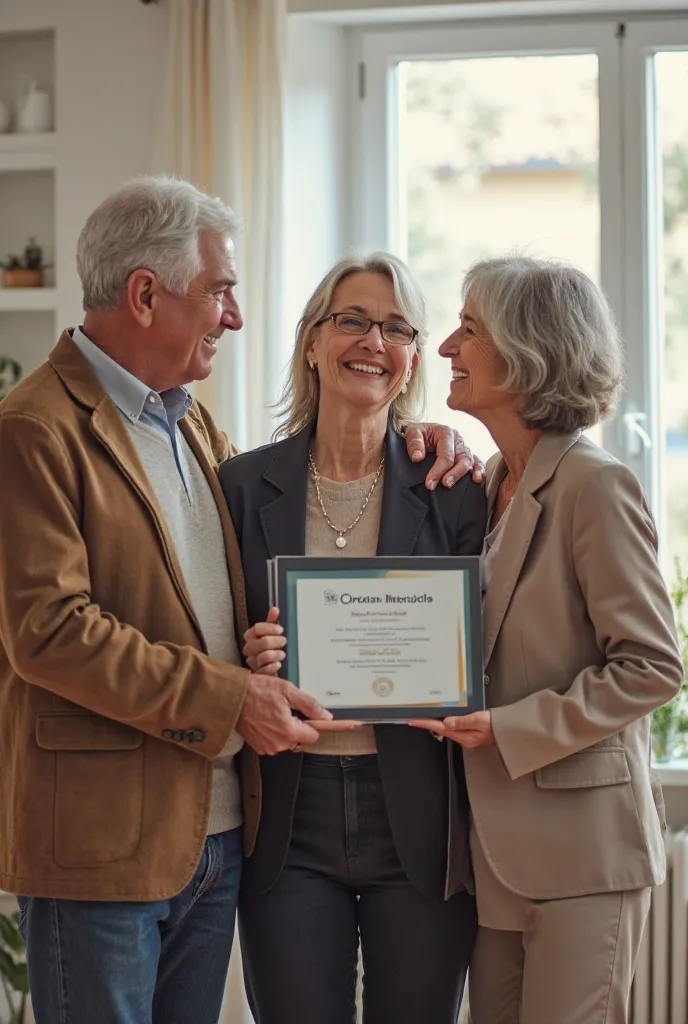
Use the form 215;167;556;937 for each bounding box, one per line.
153;4;285;1017
155;0;286;450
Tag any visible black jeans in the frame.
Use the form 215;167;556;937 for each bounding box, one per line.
239;754;476;1024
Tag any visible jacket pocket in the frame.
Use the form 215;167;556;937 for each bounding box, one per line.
36;712;144;868
534;748;631;789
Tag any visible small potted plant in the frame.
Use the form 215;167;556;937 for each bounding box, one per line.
0;358;21;402
652;559;688;762
0;910;28;1024
1;237;45;288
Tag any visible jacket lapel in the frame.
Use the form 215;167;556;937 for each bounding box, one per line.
481;431;581;667
93;407;209;639
259;426;313;557
256;422;427;558
376;425;428;555
50;333;205;642
180;420;250;636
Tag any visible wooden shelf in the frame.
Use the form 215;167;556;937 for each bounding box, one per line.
0;287;57;311
0;132;56;172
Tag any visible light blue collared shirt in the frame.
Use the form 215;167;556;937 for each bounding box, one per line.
71;326;193;488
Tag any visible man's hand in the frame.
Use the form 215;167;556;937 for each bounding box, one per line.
236;672;362;755
408;711;494;748
243;607;285;675
403;424;485;490
236;674;328;754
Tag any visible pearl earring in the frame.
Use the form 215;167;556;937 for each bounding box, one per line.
307;359;316;371
401;373;412;395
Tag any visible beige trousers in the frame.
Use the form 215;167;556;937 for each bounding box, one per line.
468;887;651;1024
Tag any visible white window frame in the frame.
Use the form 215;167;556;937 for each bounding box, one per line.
620;18;688;538
350;15;688;519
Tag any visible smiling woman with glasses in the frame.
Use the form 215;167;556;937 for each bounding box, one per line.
219;251;487;1024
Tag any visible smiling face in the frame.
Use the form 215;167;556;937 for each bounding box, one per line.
137;230;243;390
437;294;514;421
306;271;418;418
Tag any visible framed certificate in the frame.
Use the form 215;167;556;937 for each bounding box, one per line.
268;556;484;720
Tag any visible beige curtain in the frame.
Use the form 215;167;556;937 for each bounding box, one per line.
155;0;286;449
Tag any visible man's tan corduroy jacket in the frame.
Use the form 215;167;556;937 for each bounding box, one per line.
0;331;260;901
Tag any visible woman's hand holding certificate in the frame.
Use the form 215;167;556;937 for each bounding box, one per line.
408;710;495;747
243;608;363;739
243;607;286;675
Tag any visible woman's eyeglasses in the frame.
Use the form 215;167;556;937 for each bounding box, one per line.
316;312;418;347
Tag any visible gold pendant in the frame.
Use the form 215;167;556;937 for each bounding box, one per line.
335;535;347;549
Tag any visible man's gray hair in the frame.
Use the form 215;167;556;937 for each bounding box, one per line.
463;256;625;432
76;175;240;311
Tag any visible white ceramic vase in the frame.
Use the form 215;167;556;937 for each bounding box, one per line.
15;81;52;133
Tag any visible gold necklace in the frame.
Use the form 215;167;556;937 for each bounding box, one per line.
308;449;385;549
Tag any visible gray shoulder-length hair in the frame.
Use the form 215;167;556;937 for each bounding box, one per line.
274;252;427;440
463;256;625;433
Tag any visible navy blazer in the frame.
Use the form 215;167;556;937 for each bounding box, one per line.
219;422;487;899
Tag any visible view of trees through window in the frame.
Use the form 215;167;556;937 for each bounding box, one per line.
396;52;688;574
657;53;688;575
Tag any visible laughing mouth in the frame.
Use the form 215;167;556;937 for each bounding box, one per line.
452;369;469;380
344;362;386;376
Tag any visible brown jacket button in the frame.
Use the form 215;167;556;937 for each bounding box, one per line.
185;729;205;743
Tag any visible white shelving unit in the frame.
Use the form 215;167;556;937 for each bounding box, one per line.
0;286;56;311
0;28;57;378
0;131;56;172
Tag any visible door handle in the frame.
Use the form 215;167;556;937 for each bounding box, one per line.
623;409;652;457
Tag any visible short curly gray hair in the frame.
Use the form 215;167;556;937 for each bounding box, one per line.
463;256;625;432
77;175;240;312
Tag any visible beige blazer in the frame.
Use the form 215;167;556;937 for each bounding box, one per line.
464;431;683;900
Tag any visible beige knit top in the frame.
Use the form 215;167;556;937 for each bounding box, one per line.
299;468;384;756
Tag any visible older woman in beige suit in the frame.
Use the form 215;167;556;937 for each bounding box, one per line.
411;255;683;1024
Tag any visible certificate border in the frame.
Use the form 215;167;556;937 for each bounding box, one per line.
271;555;484;720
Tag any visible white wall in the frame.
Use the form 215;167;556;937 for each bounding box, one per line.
0;0;169;331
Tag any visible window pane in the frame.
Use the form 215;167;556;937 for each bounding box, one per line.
654;52;688;577
396;54;600;460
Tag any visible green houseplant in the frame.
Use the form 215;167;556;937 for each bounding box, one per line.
652;559;688;762
0;358;21;402
0;911;28;1024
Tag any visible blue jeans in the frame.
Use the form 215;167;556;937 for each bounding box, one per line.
17;827;242;1024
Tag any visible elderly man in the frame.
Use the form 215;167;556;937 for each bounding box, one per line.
0;176;479;1024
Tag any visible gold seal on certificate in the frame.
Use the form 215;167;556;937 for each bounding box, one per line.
268;556;484;721
372;677;394;698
